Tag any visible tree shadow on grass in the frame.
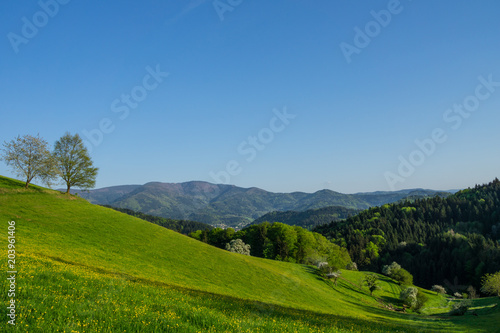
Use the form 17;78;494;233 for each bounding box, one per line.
303;265;326;282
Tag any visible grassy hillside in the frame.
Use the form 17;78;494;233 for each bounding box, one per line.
1;176;498;332
102;205;213;235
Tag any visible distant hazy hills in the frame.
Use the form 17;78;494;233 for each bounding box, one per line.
72;181;451;228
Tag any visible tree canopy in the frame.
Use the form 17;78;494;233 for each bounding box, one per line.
53;133;98;194
190;221;351;267
481;271;500;297
1;134;57;188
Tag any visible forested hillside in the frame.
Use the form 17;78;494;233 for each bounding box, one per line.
314;179;500;292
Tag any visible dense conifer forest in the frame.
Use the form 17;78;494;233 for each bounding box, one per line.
314;179;500;292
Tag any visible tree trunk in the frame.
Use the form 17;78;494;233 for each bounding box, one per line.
66;185;71;195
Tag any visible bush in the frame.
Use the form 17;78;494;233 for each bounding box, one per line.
346;261;358;271
466;285;477;299
431;285;446;295
415;289;428;312
382;262;401;276
225;239;251;255
317;262;332;276
382;262;413;286
450;300;471;316
400;287;427;311
391;268;413;286
400;287;418;308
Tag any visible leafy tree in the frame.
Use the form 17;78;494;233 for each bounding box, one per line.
268;223;297;261
225;239;251;255
481;271;500;296
1;134;57;188
53;133;98;194
294;226;315;263
363;274;381;296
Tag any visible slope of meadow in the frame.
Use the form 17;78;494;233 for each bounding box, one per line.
0;176;498;332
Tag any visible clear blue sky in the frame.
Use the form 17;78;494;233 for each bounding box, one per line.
1;0;499;193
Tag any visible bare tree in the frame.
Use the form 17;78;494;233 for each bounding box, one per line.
1;134;57;188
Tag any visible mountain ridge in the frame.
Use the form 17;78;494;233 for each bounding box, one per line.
72;181;452;228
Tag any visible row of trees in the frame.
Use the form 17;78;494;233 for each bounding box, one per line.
1;133;98;193
190;221;352;268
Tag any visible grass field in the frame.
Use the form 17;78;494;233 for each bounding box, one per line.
0;176;499;332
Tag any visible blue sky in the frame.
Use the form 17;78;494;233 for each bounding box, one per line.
1;0;499;193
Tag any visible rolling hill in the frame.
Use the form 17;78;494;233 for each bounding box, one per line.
1;175;499;332
73;181;451;228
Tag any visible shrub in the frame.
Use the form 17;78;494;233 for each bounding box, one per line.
345;261;358;271
415;289;428;312
317;262;332;276
391;268;413;286
400;287;418;308
399;287;428;311
431;285;446;295
450;300;471;316
466;285;477;299
382;262;401;276
225;239;251;255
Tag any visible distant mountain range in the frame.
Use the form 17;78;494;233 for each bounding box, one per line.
72;181;452;228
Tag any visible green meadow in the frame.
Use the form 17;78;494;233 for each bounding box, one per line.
0;176;498;332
